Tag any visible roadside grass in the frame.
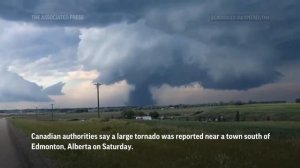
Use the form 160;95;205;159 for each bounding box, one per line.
10;118;300;168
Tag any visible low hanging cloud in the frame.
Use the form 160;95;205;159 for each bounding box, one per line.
0;69;51;102
78;20;282;106
43;82;65;95
152;82;300;105
76;0;300;106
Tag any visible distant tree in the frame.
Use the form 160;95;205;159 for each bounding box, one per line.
234;101;244;105
136;111;145;116
75;108;88;113
248;100;255;104
218;115;224;122
235;111;240;122
296;98;300;103
149;111;159;119
122;110;135;119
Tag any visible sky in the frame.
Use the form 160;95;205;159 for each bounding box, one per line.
0;0;299;109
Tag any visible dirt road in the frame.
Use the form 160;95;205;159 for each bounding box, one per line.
0;118;22;168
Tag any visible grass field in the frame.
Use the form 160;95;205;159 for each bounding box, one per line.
13;103;300;122
143;103;300;121
10;117;300;168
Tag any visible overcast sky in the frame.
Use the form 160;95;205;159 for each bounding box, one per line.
0;0;299;109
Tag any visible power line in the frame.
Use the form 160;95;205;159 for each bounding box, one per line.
36;107;38;120
51;104;54;121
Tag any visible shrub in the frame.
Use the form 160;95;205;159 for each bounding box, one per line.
136;111;145;116
122;110;135;119
149;111;159;119
235;111;240;122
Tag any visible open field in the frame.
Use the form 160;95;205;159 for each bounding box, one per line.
10;103;300;121
8;103;300;168
144;103;300;121
10;117;300;168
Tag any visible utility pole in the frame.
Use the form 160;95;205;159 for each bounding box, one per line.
36;107;38;120
93;83;102;118
51;104;54;121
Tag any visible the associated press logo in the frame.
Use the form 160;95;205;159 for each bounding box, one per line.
32;13;85;21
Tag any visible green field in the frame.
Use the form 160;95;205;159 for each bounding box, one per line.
145;103;300;121
14;103;300;122
10;117;300;168
8;103;300;168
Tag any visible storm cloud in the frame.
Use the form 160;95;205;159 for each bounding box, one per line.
0;19;78;103
43;82;65;95
0;0;300;105
76;0;300;105
0;69;51;102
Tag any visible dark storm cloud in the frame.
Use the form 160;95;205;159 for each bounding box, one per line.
0;69;51;102
43;82;65;95
76;0;300;105
77;0;300;106
0;21;79;104
1;0;299;105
